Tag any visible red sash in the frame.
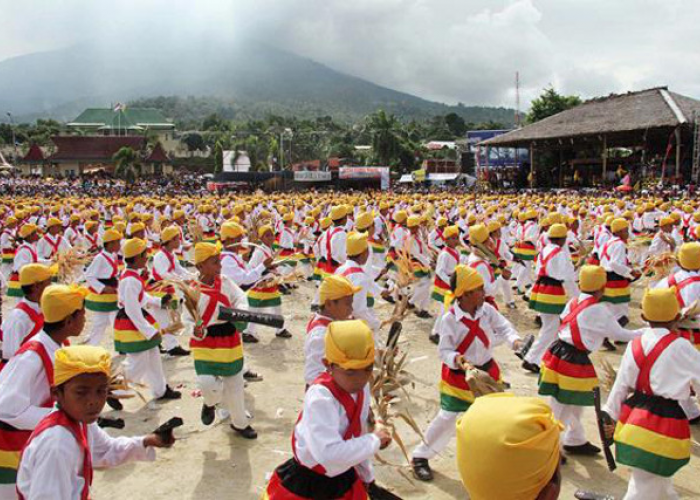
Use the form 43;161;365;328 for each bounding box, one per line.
559;296;597;351
18;412;91;500
17;244;38;263
292;373;364;475
458;315;490;352
537;246;562;278
14;340;54;396
469;259;495;282
16;302;45;346
199;277;231;327
152;250;176;281
631;333;678;395
99;252;119;279
667;274;700;308
601;238;629;266
42;235;62;258
84;232;99;251
325;227;343;262
444;247;459;263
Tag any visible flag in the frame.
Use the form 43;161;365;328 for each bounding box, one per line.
113;103;123;112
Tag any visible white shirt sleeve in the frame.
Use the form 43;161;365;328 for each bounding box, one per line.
90;423;155;467
120;277;158;339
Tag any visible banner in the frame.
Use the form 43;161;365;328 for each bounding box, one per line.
294;171;332;182
338;166;388;179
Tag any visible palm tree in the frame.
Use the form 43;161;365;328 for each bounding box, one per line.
112;146;138;183
367;110;401;167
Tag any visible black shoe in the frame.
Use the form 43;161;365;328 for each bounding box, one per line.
167;346;190;356
201;404;216;425
383;294;396;304
522;294;530;302
560;455;568;466
97;416;125;429
602;338;617;352
411;458;433;482
614;340;628;346
534;316;542;328
407;303;416;310
310;304;320;312
429;333;439;345
243;370;263;382
242;333;259;343
231;425;258;439
618;316;629;327
276;329;292;339
106;397;123;411
522;360;540;374
414;310;432;319
564;442;601;456
157;385;182;401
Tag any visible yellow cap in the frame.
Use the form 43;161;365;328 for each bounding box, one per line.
102;229;122;244
355;212;373;231
610;218;628;234
393;210;408;224
319;217;333;230
128;222;145;235
282;212;294;222
123;238;147;259
330;206;346;221
457;393;561;500
319;275;362;305
407;215;422;228
444;225;460;239
19;264;53;286
346;231;369;257
41;284;88;323
452;265;484;298
642;288;679;322
659;216;674;227
579;265;607;293
173;210;185;220
46;217;62;228
53;345;111;387
437;217;448;228
84;220;99;232
18;224;39;238
221;222;245;240
325;320;375;370
194;242;222;265
487;220;501;233
258;225;273;238
678;242;700;270
547;223;567;239
469;224;489;245
161;226;180;243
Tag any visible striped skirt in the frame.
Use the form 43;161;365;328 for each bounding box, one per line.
602;271;631;304
311;258;329;282
615;392;690;477
85;289;118;313
190;323;243;377
431;276;451;303
6;273;22;298
113;309;162;353
1;250;14;265
412;261;431;279
538;340;598;406
439;359;501;413
263;458;367;500
529;276;567;314
386;249;398;271
513;242;537;261
0;421;30;485
247;285;282;308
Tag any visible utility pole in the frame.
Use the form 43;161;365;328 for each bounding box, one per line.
515;72;521;127
6;112;17;161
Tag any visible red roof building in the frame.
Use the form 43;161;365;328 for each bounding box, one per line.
146;142;170;163
48;136;144;162
22;143;45;163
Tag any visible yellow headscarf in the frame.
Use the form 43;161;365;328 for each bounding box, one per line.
457;394;562;500
319;275;362;305
54;345;111;387
194;242;222;265
19;264;53;286
325;320;375;370
41;284;89;323
445;265;484;308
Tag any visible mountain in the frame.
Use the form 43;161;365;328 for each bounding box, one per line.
0;39;515;125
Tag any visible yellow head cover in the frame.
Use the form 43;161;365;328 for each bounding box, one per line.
319;275;362;305
194;242;222;265
346;231;369;257
579;265;607;293
54;345;112;387
161;226;180;243
123;238;147;259
642;287;679;323
457;393;562;500
19;264;54;286
41;284;88;323
325;319;375;370
221;222;245;241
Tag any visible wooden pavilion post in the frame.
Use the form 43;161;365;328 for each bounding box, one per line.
530;142;535;188
601;135;608;187
559;147;564;187
675;127;682;181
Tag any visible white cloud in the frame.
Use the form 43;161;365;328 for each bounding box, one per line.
1;0;699;107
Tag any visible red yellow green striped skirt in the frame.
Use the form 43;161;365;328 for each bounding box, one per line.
190;323;244;377
278;248;298;267
412;261;431;279
614;391;690;477
678;329;700;351
1;250;14;265
248;285;282;308
113;309;162;353
529;276;567;314
513;241;537;261
369;240;385;254
203;231;217;244
538;340;598;406
0;421;30;485
602;272;631;304
263;458;368;500
312;258;329;282
298;251;314;266
386;249;398;271
431;276;451;303
439;359;501;412
570;249;581;267
85;288;118;313
6;272;22;298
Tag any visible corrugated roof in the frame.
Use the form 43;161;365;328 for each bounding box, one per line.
48;136;144;161
69;108;174;130
482;87;700;147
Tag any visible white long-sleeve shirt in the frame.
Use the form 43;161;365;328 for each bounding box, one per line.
188;275;247;327
293;383;379;482
0;332;59;430
648;230;674;256
535;244;576;283
17;417;155;500
13;243;50;273
328;226;347;265
654;269;700;308
221;250;265;287
600;237;633;279
1;299;43;360
118;272;161;340
336;259;382;333
604;328;700;420
152;249;193;282
434;247;463;285
439;302;520;369
467;253;498;298
36;234;71;260
557;294;643;352
304;314;332;384
84;251;120;294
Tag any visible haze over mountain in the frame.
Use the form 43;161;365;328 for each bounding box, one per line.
0;39;515;125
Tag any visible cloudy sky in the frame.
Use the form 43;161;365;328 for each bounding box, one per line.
2;0;699;108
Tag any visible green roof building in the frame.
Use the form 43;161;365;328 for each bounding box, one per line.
67;107;175;134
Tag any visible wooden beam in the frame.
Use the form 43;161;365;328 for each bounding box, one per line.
601;135;608;186
675;127;682;180
530;143;535;188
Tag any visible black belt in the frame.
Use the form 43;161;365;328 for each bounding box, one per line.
536;276;563;286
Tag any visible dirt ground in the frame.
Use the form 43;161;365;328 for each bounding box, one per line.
11;277;700;499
